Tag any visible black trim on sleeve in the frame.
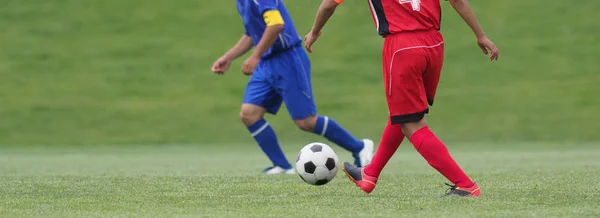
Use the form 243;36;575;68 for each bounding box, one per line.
369;0;390;36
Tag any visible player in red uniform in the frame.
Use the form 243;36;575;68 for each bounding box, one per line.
304;0;499;197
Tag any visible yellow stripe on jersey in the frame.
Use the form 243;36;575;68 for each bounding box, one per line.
263;10;285;26
333;0;344;4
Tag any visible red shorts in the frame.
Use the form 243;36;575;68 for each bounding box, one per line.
382;29;444;124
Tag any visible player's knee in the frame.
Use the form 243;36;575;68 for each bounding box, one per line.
240;109;263;126
240;111;258;126
294;116;317;132
401;120;428;138
389;110;429;138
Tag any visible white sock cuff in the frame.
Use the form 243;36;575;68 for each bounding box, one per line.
320;116;329;136
251;122;270;137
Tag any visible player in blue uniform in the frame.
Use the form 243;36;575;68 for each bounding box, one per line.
211;0;373;174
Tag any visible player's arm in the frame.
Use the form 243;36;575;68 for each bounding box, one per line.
310;0;342;37
241;9;285;75
249;10;284;60
304;0;342;53
212;35;253;74
447;0;499;61
224;35;254;61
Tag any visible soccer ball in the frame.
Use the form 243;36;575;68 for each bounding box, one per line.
295;142;339;186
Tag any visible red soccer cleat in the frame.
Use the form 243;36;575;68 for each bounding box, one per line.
342;162;378;194
444;182;481;197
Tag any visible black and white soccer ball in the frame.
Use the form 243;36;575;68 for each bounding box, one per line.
295;142;339;186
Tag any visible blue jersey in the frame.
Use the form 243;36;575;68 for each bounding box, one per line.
236;0;302;59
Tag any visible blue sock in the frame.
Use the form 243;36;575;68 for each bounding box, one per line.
312;116;364;153
248;119;292;169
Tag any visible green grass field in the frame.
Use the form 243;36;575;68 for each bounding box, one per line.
1;144;599;217
1;0;600;217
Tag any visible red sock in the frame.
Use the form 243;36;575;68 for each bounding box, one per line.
364;120;405;178
409;126;473;187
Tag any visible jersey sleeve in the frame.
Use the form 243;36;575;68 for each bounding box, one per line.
240;19;250;36
333;0;344;4
255;0;278;14
255;0;284;26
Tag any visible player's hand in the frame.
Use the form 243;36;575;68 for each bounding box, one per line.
241;55;260;76
303;31;321;53
476;36;499;61
211;56;232;74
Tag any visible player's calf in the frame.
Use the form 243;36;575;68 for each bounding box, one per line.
241;104;293;172
296;115;373;167
401;117;476;190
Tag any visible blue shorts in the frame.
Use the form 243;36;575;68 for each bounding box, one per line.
243;46;317;120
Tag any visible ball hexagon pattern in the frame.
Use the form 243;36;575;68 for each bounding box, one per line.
295;142;339;186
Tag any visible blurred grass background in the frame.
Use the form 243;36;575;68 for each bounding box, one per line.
1;1;600;217
0;0;598;146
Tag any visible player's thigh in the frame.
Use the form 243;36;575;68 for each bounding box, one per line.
283;87;317;121
385;49;429;124
274;48;317;120
423;45;444;106
242;74;283;116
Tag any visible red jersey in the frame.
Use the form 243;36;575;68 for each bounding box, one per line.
335;0;441;36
